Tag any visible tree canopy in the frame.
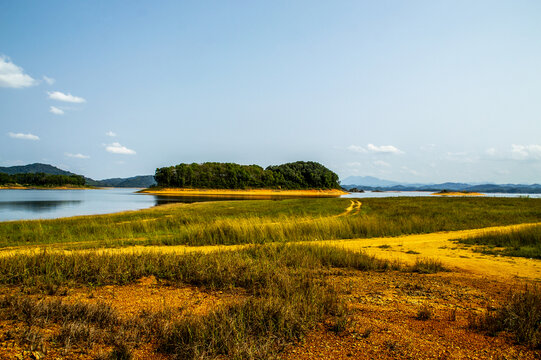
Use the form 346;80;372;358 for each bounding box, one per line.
154;161;340;190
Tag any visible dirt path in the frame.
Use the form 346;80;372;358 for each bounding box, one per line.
337;200;362;216
307;222;541;282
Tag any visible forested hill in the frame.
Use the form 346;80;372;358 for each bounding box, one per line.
0;163;156;188
0;163;76;176
154;161;341;190
0;163;86;186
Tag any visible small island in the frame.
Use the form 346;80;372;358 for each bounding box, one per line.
431;189;484;196
140;161;347;197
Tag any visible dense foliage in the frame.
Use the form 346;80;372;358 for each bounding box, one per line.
154;161;340;189
0;172;86;187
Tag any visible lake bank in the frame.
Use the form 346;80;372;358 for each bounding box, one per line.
0;185;96;190
139;187;348;197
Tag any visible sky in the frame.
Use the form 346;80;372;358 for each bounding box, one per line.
1;1;541;183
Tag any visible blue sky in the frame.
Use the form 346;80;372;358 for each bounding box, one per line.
1;1;541;183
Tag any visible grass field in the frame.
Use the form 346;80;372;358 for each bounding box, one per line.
2;197;541;250
1;196;540;359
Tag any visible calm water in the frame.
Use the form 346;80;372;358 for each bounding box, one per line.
0;189;539;222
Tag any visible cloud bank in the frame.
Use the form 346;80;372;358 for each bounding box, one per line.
511;144;541;160
8;132;39;141
0;56;37;88
47;91;86;103
105;142;136;155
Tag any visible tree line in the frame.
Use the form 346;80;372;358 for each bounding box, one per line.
0;172;86;187
154;161;340;190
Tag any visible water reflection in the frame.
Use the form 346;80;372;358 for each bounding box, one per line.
153;195;340;206
0;200;82;213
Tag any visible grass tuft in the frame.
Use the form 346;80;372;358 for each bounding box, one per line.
409;258;447;274
416;304;433;321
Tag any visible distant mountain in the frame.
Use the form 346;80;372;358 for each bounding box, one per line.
0;163;76;176
0;163;156;188
98;175;156;188
341;176;541;194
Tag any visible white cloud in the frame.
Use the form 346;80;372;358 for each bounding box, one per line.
8;132;39;140
65;152;90;159
346;162;361;167
105;131;117;137
485;147;497;156
347;145;367;153
0;56;37;88
348;144;403;155
47;91;86;103
373;160;390;167
511;144;541;160
105;142;136;155
43;76;55;85
49;106;64;115
367;144;404;154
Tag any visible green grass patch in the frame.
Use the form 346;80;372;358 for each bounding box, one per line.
456;224;541;259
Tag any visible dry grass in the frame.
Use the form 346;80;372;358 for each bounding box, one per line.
0;244;420;359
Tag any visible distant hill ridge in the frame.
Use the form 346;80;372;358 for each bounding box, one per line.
0;163;156;188
97;175;156;188
0;163;76;176
341;176;541;194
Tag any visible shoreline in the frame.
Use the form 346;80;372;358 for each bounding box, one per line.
139;188;348;197
0;185;97;190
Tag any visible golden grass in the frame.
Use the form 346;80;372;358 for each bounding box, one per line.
139;187;347;197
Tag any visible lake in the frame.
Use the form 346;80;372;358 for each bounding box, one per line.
0;188;539;221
